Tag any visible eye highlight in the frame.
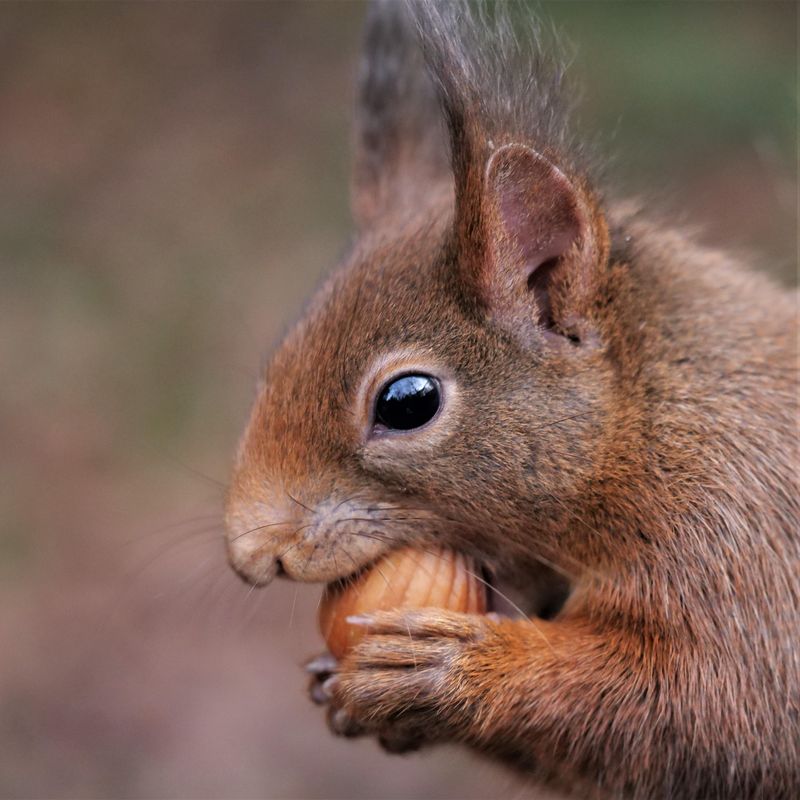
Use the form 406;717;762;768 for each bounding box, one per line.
374;374;441;432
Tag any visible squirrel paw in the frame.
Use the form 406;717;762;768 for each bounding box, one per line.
306;648;431;751
306;652;369;738
329;609;495;749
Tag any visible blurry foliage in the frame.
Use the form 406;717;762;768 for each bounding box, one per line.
552;2;795;159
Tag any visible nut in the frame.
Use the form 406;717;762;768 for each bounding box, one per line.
318;546;486;658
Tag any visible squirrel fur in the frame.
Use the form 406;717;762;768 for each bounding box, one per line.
224;2;799;798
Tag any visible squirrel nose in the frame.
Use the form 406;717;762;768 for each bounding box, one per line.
225;477;310;585
227;536;282;586
225;507;302;586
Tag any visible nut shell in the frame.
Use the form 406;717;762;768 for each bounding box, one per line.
318;546;486;658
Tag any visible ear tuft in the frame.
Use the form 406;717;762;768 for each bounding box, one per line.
351;0;449;229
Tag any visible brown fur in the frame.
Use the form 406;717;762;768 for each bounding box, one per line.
225;2;799;798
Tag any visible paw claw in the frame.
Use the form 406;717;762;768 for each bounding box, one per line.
309;679;330;706
305;653;338;674
345;613;372;626
329;706;365;738
306;652;339;706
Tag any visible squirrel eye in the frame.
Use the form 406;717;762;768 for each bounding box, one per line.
374;374;441;432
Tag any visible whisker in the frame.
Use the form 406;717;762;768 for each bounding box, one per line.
336;515;436;527
122;512;223;548
125;525;223;580
229;519;296;544
147;446;228;491
288;584;299;630
285;491;314;513
544;492;606;546
404;615;419;672
206;564;245;629
530;410;595;430
332;494;360;514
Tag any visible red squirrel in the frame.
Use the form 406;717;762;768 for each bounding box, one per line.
224;2;799;798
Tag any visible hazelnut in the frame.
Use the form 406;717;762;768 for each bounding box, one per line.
318;546;486;658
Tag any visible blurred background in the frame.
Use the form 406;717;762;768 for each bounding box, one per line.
0;2;795;798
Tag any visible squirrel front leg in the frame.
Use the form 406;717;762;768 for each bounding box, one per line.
329;609;700;798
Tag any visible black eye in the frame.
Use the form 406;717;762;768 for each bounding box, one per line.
374;374;441;431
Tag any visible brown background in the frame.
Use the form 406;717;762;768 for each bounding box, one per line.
0;2;795;798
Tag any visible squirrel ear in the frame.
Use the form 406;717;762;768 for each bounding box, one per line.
463;143;608;345
350;1;449;230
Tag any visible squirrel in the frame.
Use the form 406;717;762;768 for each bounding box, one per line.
224;2;799;798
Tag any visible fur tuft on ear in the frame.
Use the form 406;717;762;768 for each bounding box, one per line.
406;0;608;345
351;0;449;229
406;0;581;190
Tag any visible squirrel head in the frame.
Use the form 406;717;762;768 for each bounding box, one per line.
226;1;619;589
